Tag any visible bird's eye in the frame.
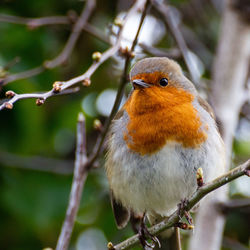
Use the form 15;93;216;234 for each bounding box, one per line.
159;78;168;87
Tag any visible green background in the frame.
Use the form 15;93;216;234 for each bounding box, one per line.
0;0;249;249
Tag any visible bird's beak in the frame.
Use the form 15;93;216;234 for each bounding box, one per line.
132;79;150;89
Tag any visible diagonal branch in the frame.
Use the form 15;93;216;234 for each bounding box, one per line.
0;0;146;111
0;9;180;86
0;0;95;86
44;0;96;69
151;0;200;85
88;0;151;167
110;159;250;250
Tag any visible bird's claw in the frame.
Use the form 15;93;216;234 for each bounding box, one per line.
178;198;193;226
138;213;161;249
184;210;193;225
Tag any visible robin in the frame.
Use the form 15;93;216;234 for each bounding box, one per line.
105;57;225;248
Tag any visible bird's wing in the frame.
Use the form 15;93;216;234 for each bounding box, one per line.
113;108;125;120
197;96;215;120
108;108;130;229
110;190;130;229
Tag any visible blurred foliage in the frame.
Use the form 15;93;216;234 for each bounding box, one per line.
0;0;249;250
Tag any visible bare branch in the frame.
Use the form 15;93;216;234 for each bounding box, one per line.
0;13;179;59
0;0;95;86
1;66;45;86
151;0;200;84
87;0;150;167
0;87;80;110
139;43;181;58
175;227;182;250
0;14;72;27
0;0;147;111
55;113;88;250
0;9;178;87
111;159;250;250
45;0;96;69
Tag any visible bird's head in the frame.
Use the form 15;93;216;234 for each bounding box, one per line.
130;57;196;95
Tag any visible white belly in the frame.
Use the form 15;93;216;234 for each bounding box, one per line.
107;128;224;218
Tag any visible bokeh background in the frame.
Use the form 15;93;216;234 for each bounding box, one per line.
0;0;249;249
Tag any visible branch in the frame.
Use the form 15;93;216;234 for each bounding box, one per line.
55;113;88;250
0;11;180;88
45;0;96;69
175;227;182;250
0;9;179;86
55;1;148;249
109;159;250;250
139;43;181;58
0;0;147;111
1;66;45;86
87;0;150;167
223;236;250;250
0;14;72;27
0;13;109;45
0;0;95;86
151;0;200;85
0;87;80;110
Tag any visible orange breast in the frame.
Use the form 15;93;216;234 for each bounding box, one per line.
123;86;207;155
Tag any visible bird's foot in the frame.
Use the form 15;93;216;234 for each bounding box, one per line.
138;213;161;250
177;198;193;225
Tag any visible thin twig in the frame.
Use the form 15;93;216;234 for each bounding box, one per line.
175;227;182;250
0;87;80;109
83;22;111;44
2;57;21;71
0;13;180;58
1;66;45;85
0;13;109;45
0;0;95;86
0;11;177;86
111;159;250;250
0;14;72;26
87;0;150;167
0;0;146;111
139;43;181;58
45;0;96;69
55;113;87;250
151;0;200;84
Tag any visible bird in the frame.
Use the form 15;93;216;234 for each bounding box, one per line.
105;57;225;248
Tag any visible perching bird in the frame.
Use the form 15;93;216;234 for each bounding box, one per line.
105;57;225;247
